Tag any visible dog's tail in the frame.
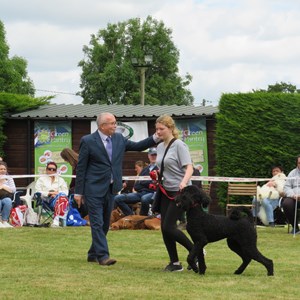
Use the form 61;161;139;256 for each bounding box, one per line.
229;206;254;223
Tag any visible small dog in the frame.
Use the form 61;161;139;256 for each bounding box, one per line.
175;185;274;276
257;172;286;200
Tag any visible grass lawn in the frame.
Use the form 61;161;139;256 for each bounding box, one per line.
1;225;299;300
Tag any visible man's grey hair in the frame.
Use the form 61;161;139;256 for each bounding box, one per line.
96;112;114;126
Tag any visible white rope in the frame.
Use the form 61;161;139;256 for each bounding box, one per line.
1;174;299;182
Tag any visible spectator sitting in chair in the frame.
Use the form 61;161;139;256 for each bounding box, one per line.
281;155;300;234
252;165;286;227
0;161;16;228
114;148;159;216
35;161;69;226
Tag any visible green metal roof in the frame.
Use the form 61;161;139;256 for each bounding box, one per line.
10;104;218;119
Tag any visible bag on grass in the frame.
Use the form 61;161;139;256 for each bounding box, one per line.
9;205;27;227
53;194;69;217
67;205;87;226
23;207;38;226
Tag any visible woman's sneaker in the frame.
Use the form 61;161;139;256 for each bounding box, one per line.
1;222;13;228
164;262;183;272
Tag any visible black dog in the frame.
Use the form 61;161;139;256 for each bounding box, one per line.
175;185;274;276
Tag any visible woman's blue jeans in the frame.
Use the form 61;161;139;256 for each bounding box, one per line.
0;197;13;221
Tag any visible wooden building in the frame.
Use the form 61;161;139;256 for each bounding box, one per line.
3;104;221;213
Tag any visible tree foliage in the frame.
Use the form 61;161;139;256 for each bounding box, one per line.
0;20;35;96
0;92;51;157
215;92;300;208
253;81;299;94
78;16;194;105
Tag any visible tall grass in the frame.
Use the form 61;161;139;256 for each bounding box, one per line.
1;226;299;299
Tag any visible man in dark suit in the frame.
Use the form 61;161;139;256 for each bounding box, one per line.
74;112;158;266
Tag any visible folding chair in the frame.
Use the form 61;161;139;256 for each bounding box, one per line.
202;182;212;196
34;192;54;225
226;182;257;216
19;181;36;208
35;192;69;226
201;182;212;213
12;191;24;208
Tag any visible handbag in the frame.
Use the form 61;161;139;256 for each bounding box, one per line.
23;207;39;226
0;188;13;200
67;204;87;226
151;138;176;214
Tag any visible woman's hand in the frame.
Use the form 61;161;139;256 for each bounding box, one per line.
48;190;59;198
179;181;187;191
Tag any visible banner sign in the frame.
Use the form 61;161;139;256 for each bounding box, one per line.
34;121;72;184
91;121;148;142
175;118;208;176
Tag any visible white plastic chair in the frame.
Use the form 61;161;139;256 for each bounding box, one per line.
20;182;36;208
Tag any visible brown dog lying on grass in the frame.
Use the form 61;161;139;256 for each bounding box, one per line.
175;185;274;276
110;215;161;230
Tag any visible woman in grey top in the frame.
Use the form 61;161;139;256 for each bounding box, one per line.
155;115;194;272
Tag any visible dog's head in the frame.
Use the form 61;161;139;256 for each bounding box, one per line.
175;185;211;211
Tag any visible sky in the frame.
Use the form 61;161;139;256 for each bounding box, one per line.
2;0;300;106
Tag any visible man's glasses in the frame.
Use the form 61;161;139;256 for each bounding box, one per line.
47;168;57;171
102;121;117;126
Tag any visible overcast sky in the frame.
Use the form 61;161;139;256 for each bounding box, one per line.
2;0;300;106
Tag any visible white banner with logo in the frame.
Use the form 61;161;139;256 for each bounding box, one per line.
91;121;148;141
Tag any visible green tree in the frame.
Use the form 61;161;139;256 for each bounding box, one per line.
253;81;299;94
0;92;51;158
78;16;194;105
215;92;300;208
0;20;35;96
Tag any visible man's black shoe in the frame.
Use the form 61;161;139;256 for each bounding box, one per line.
87;257;99;263
99;258;117;266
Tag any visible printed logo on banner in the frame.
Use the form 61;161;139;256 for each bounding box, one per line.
115;122;134;139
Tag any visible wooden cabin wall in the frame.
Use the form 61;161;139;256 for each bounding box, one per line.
3;116;222;214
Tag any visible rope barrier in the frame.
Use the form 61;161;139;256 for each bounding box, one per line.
0;174;292;182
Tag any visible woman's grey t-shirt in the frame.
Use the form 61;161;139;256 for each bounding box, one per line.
156;139;192;191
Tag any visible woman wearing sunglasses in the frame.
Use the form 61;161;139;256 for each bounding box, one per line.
35;162;69;201
35;162;69;226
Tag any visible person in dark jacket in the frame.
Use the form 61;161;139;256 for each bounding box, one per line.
74;112;158;266
114;148;159;216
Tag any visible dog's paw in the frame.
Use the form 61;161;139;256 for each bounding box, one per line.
191;265;198;273
187;257;198;273
198;264;206;275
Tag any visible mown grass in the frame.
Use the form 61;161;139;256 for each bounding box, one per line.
1;226;299;299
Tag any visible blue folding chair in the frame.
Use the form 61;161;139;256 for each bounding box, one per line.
34;192;54;225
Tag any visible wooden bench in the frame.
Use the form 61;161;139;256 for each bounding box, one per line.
226;182;257;216
202;182;212;196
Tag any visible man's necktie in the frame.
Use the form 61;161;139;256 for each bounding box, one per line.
106;137;112;161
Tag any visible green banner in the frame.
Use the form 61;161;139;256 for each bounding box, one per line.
176;118;208;176
34;121;72;185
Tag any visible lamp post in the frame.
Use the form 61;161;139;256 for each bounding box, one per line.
131;54;153;105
